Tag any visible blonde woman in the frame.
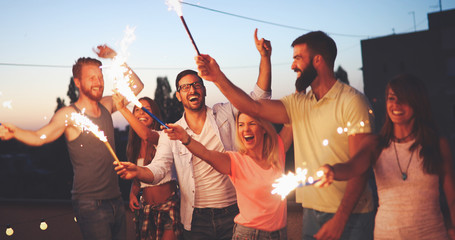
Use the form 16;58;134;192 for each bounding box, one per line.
164;112;287;239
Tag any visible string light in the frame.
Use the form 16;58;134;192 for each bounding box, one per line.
1;211;75;237
39;219;48;231
5;225;14;236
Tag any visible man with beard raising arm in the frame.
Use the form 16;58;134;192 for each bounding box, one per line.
114;29;272;240
194;31;375;240
0;45;143;240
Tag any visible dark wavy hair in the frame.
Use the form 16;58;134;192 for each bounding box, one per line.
126;97;162;165
379;74;442;174
291;31;337;69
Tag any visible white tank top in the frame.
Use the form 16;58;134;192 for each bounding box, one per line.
374;140;448;240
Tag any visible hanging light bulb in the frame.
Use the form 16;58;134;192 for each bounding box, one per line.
5;224;14;236
40;219;48;230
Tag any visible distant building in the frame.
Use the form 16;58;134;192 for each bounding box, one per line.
361;8;455;151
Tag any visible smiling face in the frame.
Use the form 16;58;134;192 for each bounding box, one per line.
77;64;104;101
176;74;206;112
237;113;266;153
133;99;155;128
386;88;415;126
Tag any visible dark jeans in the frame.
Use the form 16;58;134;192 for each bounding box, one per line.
302;208;374;240
183;203;239;240
72;196;126;240
232;223;287;240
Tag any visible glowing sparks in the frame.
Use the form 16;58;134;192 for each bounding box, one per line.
272;168;324;200
337;127;343;134
322;139;329;146
71;111;107;142
166;0;183;16
3;100;12;109
70;111;121;165
40;134;47;140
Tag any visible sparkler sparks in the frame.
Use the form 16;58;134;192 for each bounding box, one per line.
70;111;121;165
3;100;13;109
271;168;324;200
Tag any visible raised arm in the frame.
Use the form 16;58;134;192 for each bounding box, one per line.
165;123;231;175
254;28;271;92
0;107;72;146
112;92;159;144
195;54;288;124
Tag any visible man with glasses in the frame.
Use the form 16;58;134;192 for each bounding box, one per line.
114;29;272;240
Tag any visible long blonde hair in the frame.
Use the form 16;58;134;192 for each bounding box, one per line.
235;112;281;170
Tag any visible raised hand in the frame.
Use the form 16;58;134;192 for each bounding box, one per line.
94;44;117;59
194;54;224;83
254;28;271;58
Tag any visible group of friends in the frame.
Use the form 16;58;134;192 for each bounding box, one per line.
1;28;454;240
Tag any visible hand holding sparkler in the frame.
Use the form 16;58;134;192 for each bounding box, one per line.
163;123;190;145
195;54;225;83
114;161;139;180
94;44;117;59
313;164;335;188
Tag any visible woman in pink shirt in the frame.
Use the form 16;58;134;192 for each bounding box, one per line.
165;112;287;239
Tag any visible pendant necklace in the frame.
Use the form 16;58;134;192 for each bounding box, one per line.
393;141;413;181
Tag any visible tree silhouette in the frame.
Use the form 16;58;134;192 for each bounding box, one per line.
335;66;350;85
67;77;79;104
154;76;183;123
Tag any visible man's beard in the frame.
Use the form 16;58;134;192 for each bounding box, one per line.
295;61;317;93
80;85;103;102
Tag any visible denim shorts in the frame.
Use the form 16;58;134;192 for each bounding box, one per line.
232;223;287;240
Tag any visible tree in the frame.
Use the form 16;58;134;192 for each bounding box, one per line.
154;76;183;123
335;66;350;85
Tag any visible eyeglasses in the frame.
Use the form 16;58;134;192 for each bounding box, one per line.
178;81;203;92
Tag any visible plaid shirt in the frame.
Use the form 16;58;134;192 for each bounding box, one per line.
134;192;182;240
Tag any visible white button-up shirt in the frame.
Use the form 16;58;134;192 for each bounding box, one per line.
146;84;270;230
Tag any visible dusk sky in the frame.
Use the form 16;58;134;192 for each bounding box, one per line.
1;0;454;130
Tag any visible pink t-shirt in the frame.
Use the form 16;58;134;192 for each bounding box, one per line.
227;137;287;231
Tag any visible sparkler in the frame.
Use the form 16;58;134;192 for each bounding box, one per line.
271;168;323;200
69;111;122;165
166;0;201;55
101;26;170;129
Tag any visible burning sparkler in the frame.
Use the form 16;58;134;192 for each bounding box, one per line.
166;0;201;55
100;27;170;129
271;168;323;200
69;111;122;165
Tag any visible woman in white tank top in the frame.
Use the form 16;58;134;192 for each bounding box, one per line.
113;95;180;240
317;74;455;240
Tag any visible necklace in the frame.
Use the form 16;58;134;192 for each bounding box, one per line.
394;131;414;143
392;142;413;181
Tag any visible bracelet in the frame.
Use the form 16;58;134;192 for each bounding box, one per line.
182;137;192;146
